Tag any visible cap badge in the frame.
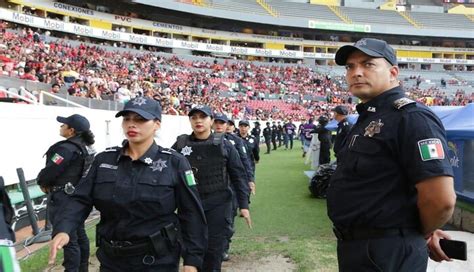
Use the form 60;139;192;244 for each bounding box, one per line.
132;97;147;106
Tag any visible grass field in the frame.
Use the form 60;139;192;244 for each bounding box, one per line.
230;142;338;271
20;142;338;271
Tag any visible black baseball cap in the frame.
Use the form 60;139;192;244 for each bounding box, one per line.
335;38;397;66
239;120;250;126
213;112;229;122
57;114;90;132
332;105;349;115
188;105;212;117
228;119;235;126
115;97;162;121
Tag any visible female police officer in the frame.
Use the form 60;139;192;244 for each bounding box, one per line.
37;114;95;272
48;97;207;272
173;105;251;272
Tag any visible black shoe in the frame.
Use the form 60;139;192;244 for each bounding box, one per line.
264;152;270;154
223;252;230;261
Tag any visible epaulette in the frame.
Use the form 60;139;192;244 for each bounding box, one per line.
104;146;120;152
393;97;415;110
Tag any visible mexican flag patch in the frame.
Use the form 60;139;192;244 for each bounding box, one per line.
51;153;64;165
418;138;444;161
185;170;196;186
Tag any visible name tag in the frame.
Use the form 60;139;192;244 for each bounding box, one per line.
99;163;118;170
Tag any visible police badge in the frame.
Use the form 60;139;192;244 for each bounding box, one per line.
364;119;384;137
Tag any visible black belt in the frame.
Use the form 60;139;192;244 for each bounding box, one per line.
101;238;154;257
332;226;419;241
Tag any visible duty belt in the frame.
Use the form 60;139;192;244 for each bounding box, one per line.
332;226;419;241
101;239;154;257
50;182;75;195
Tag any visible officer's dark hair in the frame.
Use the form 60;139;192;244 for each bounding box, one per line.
78;130;95;146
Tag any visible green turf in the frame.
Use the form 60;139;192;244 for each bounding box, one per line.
456;199;474;213
231;142;338;271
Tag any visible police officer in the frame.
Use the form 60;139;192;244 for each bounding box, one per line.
332;105;352;158
212;112;253;261
271;121;278;150
327;38;456;271
262;122;272;154
38;114;95;272
49;97;207;272
312;116;331;165
0;176;20;272
251;121;261;144
238;120;260;192
173;105;251;272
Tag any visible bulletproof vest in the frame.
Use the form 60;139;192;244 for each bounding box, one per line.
176;133;228;194
45;139;94;186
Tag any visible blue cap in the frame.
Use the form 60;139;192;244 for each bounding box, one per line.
335;38;397;66
188;105;212;117
115;97;162;121
332;105;349;115
57;114;90;132
213;112;229;122
239;120;250;126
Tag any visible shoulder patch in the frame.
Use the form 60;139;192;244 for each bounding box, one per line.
393;97;415;110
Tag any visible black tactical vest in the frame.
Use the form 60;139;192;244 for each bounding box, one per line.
176;133;228;194
44;139;94;186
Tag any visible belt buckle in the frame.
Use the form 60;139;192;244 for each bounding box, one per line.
64;182;75;195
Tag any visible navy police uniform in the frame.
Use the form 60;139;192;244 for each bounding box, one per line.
238;121;260;178
333;118;352;157
263;123;272;154
37;134;93;272
327;87;454;272
53;140;207;271
271;123;278;150
312;116;332;165
173;133;250;272
251;123;261;144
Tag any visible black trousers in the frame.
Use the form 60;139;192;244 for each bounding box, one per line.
319;143;331;165
201;192;233;272
264;139;271;153
277;134;283;146
272;137;277;150
97;245;180;272
337;234;428;272
49;192;90;272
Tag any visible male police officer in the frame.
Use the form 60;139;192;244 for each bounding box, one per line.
271;121;278;150
263;122;272;154
173;106;251;271
332;105;352;158
251;122;261;144
327;38;456;271
238;120;260;192
312;116;331;165
277;121;283;147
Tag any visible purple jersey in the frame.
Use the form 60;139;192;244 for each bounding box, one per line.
302;123;317;140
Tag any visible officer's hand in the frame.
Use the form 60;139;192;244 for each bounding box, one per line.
240;209;252;229
48;232;70;265
426;229;452;262
183;265;198;272
249;182;256;195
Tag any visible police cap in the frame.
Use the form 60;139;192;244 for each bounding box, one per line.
115;97;162;121
57;114;90;132
335;38;397;66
